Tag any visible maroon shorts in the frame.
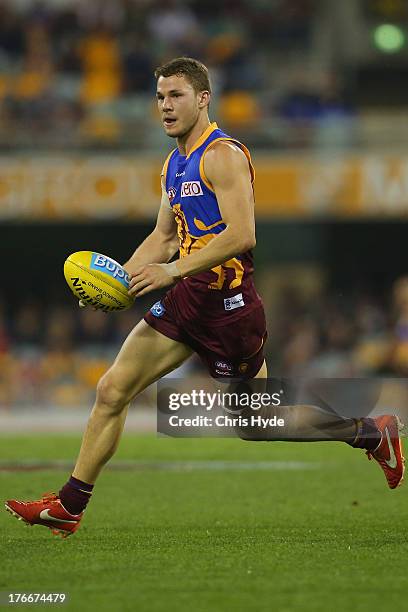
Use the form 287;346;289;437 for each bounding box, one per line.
144;295;267;380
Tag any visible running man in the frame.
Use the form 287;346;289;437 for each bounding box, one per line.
5;58;405;537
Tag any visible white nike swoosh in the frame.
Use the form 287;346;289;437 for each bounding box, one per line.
384;427;398;469
39;509;78;524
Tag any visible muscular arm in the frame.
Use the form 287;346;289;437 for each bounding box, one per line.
123;186;179;275
128;141;256;297
176;141;255;277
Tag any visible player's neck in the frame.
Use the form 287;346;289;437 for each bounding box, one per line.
177;117;211;157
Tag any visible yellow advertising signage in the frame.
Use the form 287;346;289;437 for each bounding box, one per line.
254;155;408;217
0;157;162;220
0;155;407;219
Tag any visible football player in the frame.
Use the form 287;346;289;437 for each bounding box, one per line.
5;58;405;537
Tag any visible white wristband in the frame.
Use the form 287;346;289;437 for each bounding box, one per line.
165;261;181;280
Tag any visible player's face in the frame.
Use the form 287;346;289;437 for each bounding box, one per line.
156;75;208;139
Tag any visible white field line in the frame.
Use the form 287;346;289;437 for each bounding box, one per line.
0;408;155;433
0;459;319;472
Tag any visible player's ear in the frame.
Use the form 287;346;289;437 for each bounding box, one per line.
198;90;210;108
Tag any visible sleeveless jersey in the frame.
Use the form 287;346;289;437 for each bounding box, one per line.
162;122;262;324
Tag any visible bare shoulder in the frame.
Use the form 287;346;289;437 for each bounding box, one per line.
205;140;247;167
204;140;249;184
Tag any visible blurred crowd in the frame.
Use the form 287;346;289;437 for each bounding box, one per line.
0;294;147;408
0;0;358;149
267;276;408;378
2;275;408;408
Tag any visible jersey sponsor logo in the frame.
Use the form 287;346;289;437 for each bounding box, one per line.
176;171;185;177
90;254;130;289
224;293;245;311
150;300;166;318
181;181;204;197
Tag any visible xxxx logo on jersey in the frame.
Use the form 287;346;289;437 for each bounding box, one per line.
168;187;176;203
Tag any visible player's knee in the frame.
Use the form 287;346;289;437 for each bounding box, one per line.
96;372;130;415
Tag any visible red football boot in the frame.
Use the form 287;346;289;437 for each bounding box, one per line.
366;415;405;489
5;493;83;538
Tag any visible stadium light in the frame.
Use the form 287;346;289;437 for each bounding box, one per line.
374;24;405;53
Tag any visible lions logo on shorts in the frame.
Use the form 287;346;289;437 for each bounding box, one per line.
238;362;248;374
150;300;166;318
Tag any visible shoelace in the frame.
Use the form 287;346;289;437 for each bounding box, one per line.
41;492;59;503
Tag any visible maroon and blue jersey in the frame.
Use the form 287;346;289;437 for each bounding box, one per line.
161;122;262;325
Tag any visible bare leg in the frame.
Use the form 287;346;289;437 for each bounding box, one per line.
231;360;358;442
72;320;193;483
243;402;358;442
254;359;267;378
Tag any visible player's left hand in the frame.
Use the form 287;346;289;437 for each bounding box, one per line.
128;263;180;298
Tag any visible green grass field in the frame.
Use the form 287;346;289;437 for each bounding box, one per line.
1;434;407;611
